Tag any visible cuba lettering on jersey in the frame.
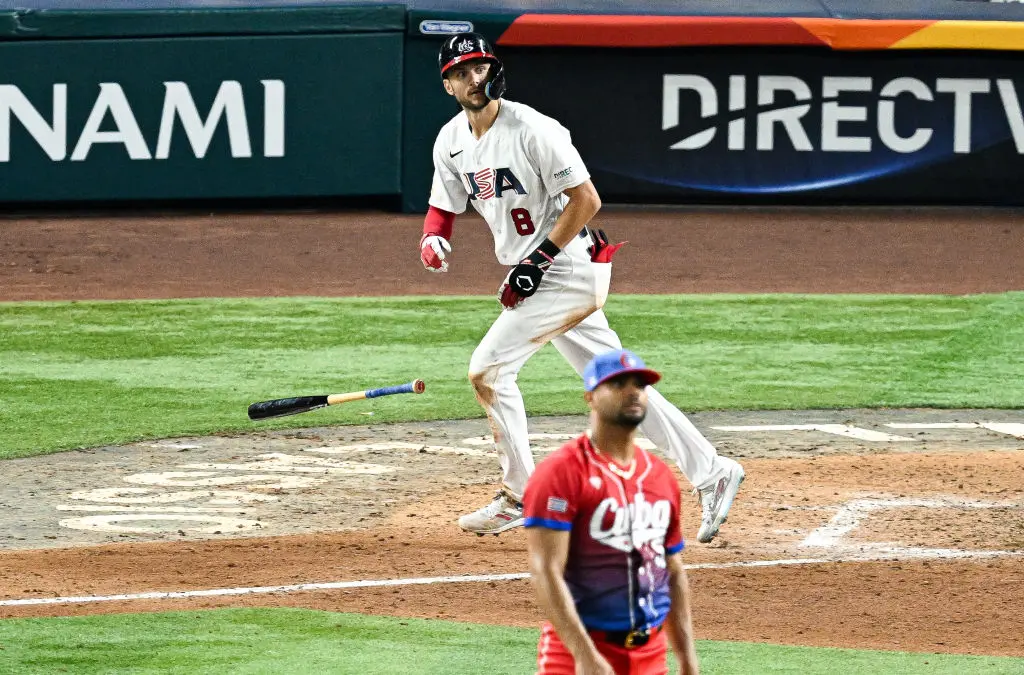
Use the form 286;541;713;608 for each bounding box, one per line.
522;434;684;632
428;100;591;265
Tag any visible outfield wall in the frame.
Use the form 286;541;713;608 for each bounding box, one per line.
0;1;1023;209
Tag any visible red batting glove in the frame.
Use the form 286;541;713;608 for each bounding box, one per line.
420;234;452;273
498;264;541;309
587;228;626;263
499;281;523;309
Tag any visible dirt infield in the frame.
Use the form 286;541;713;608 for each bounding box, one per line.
0;206;1022;658
3;206;1024;300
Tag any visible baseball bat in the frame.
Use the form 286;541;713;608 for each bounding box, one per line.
247;379;426;420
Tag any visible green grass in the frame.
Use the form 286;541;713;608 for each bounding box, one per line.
1;293;1023;458
0;608;1020;674
3;295;1023;672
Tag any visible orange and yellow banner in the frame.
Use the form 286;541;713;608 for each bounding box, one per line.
498;15;1024;51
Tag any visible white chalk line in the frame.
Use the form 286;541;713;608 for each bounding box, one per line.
0;560;816;608
886;422;1024;439
3;551;1020;609
799;496;1017;548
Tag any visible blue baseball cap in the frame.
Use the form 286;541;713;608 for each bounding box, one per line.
583;349;661;392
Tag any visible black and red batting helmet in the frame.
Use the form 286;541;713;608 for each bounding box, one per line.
438;32;506;100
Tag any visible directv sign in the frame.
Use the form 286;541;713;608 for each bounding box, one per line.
419;20;474;35
503;48;1024;204
655;73;1024;193
662;75;1024;155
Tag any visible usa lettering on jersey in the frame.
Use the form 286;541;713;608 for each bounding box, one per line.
428;100;591;264
465;167;527;200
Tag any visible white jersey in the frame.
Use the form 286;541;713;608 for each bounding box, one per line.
428;100;591;265
425;102;732;518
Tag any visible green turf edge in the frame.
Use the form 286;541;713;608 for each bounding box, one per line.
1;608;1022;675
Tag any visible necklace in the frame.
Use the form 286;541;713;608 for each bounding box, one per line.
606;459;636;480
587;432;637;479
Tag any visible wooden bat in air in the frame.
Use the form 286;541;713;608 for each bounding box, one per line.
247;379;425;420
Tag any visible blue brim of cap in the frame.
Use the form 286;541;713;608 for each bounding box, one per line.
588;367;662;391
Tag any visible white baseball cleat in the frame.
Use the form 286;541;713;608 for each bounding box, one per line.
458;489;524;536
695;458;745;543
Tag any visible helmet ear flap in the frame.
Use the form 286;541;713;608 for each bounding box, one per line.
485;61;506;100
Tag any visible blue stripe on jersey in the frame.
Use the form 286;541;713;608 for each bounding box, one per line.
667;541;684;554
524;517;572;530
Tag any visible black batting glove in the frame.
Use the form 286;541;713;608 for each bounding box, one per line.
499;237;561;309
500;262;544;308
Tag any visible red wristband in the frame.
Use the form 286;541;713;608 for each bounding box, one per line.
423;206;455;241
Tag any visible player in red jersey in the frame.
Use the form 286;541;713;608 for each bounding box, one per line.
524;349;700;675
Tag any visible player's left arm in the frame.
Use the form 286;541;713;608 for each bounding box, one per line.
664;552;700;675
498;127;600;308
548;179;601;249
531;121;599;248
663;475;699;674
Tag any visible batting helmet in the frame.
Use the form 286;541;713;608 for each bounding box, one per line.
438;32;506;101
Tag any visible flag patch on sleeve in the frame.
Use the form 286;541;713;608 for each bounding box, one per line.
547;497;568;513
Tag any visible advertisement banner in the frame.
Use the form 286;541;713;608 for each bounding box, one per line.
0;34;401;201
501;47;1024;205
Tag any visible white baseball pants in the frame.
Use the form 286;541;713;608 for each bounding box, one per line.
468;233;729;501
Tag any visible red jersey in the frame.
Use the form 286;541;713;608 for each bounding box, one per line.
523;433;684;632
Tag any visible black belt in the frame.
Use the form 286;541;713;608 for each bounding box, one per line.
589;624;662;649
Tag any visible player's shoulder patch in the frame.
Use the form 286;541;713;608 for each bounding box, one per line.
546;496;569;513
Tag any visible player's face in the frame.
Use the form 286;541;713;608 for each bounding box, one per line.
443;60;493;111
588;373;649;428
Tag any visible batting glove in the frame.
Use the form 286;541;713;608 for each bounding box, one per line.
420;234;452;273
587;228;626;263
499;238;560;309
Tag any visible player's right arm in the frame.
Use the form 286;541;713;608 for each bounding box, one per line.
526;528;614;675
421;130;469;273
524;449;614;674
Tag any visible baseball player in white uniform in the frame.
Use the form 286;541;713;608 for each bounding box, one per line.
420;33;745;543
